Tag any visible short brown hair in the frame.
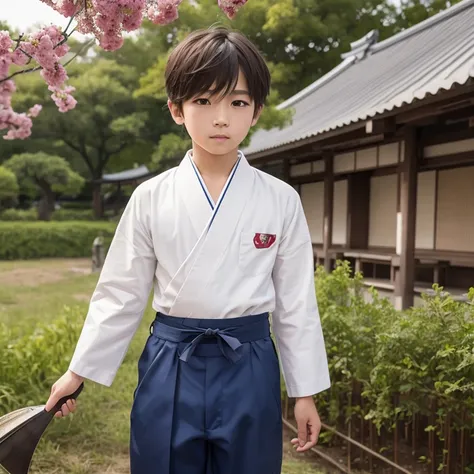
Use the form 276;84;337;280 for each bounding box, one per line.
165;27;270;116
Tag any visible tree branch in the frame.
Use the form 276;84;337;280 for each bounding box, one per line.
63;39;95;67
79;140;95;176
62;136;94;176
1;13;90;85
19;48;35;65
108;142;129;156
0;65;42;83
61;13;77;38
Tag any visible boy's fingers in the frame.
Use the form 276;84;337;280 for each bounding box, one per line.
45;391;58;412
297;421;308;447
309;424;320;446
61;403;69;416
50;398;78;418
295;441;313;452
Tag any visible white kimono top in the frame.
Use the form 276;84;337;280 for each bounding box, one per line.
69;151;330;398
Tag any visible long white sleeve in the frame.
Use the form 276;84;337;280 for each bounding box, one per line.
69;185;157;386
271;191;330;398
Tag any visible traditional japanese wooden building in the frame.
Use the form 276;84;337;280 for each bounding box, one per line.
96;165;156;215
244;0;474;309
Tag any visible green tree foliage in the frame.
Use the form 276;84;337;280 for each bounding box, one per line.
395;0;464;29
0;0;463;182
134;0;398;102
10;59;148;217
0;166;19;208
151;133;192;170
4;152;84;221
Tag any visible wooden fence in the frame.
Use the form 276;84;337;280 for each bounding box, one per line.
281;386;474;474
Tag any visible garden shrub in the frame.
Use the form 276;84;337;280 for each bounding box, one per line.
0;306;84;412
0;208;96;221
312;261;474;436
52;209;95;221
0;209;37;221
0;221;116;260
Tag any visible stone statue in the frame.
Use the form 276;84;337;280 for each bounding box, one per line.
92;233;105;272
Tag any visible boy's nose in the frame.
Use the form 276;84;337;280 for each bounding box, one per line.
213;117;229;127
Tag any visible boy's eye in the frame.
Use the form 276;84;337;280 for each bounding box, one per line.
195;98;210;105
232;100;249;107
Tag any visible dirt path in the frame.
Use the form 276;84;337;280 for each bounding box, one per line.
0;258;91;287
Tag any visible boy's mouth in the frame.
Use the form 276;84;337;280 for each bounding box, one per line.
210;135;230;140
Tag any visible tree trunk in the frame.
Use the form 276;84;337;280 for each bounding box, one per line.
37;188;55;221
92;182;103;219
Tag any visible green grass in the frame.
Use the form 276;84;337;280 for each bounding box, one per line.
0;258;327;474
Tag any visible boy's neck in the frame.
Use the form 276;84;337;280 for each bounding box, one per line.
190;143;240;178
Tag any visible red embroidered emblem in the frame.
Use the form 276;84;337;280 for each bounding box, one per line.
253;233;276;249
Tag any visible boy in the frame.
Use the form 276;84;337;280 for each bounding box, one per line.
45;27;330;473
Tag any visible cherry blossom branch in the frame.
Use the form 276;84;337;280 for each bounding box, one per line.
61;11;78;38
0;65;43;83
1;0;249;140
62;38;95;67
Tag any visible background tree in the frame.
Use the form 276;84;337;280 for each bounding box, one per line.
9;59;148;217
393;0;463;29
134;0;400;101
4;152;84;221
0;0;464;212
151;133;192;172
0;166;19;210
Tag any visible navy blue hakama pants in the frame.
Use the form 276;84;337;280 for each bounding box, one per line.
130;312;283;474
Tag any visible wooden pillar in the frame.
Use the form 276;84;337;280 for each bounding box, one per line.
282;158;290;183
346;172;370;249
323;154;334;272
395;128;418;310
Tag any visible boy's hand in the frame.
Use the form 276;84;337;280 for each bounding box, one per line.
291;396;321;452
45;370;84;418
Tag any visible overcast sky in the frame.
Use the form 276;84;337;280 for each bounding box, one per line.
2;0;69;32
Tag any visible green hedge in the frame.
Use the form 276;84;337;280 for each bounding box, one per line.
0;209;37;221
312;261;474;434
0;221;116;260
53;209;95;221
0;208;96;221
59;201;92;210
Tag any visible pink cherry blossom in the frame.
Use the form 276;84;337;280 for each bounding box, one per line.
3;0;251;140
11;49;29;66
122;10;144;31
2;112;33;140
0;31;13;54
39;0;80;17
99;33;125;51
147;1;182;25
217;0;248;19
41;63;69;88
49;85;77;113
28;104;43;117
0;76;34;140
0;55;12;78
56;0;82;17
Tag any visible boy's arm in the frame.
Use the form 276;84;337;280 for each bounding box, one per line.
271;190;330;399
68;186;157;387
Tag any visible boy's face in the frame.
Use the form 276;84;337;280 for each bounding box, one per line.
168;69;262;156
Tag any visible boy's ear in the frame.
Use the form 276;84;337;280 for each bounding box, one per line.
251;105;264;127
168;99;185;125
